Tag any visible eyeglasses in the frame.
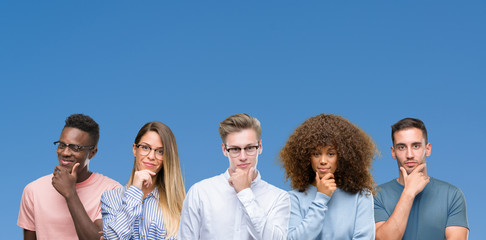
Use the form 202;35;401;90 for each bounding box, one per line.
54;141;95;153
135;144;164;160
225;144;260;158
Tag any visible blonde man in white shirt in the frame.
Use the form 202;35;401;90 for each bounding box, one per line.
179;113;290;240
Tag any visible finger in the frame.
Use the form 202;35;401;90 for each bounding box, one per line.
322;173;334;180
71;163;80;177
140;169;157;176
399;167;408;178
248;167;255;181
412;163;426;174
315;171;320;182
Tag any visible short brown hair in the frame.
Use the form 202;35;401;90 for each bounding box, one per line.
391;117;428;144
219;114;261;142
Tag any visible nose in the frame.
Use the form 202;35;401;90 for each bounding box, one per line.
238;149;248;160
147;149;156;160
60;147;73;155
406;148;414;159
319;156;327;165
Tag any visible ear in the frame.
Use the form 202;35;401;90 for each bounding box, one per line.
133;143;137;157
88;147;98;160
258;139;263;154
390;146;397;159
222;143;228;157
425;142;431;157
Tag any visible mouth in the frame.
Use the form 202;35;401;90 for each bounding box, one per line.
317;168;330;173
238;163;250;169
143;162;156;167
60;159;75;166
405;161;417;167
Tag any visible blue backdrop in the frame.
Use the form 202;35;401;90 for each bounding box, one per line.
1;1;484;239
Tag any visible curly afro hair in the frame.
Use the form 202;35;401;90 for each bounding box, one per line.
279;114;377;194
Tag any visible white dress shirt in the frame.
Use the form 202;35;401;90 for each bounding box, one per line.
179;170;290;240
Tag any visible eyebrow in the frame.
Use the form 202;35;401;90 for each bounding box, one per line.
140;142;163;149
226;143;258;148
395;142;422;146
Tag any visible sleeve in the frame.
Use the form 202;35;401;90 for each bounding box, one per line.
17;184;36;231
352;192;375;239
237;188;290;240
178;185;202;239
373;190;389;223
287;191;330;240
101;186;144;240
446;187;469;229
95;181;123;220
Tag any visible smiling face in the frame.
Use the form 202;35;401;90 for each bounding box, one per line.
133;131;164;174
222;129;262;172
391;127;431;174
311;145;338;179
57;127;97;173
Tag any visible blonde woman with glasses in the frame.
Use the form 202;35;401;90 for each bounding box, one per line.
101;121;185;239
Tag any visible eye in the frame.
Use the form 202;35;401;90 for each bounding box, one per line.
156;149;164;155
397;145;406;151
328;151;336;157
312;152;321;157
58;142;67;148
228;148;240;153
246;146;257;151
141;145;151;151
70;144;82;152
413;144;421;149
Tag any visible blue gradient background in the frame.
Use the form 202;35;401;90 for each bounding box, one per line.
1;1;484;239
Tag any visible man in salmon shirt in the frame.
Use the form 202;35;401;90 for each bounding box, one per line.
18;114;121;240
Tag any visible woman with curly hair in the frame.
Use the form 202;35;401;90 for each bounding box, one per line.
279;114;377;239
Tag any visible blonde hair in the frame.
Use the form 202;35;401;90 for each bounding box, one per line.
128;121;185;237
219;113;261;142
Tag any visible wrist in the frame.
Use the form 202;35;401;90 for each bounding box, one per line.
402;188;417;199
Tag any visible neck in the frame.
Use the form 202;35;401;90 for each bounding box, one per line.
76;170;93;183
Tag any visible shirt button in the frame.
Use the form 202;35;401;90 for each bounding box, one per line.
142;234;145;238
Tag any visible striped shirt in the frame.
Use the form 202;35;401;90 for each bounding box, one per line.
101;185;176;240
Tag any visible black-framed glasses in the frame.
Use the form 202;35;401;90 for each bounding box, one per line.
54;141;95;153
225;144;260;158
135;144;164;160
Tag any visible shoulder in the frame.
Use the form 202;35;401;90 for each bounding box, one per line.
376;179;401;194
289;187;312;199
187;174;225;195
430;177;461;190
428;177;465;198
101;185;126;200
23;174;53;192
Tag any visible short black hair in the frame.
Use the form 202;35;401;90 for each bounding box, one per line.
391;118;428;144
64;114;100;145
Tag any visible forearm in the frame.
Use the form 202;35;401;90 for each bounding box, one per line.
23;229;36;240
375;191;414;240
102;186;143;240
65;192;101;240
288;193;329;240
239;189;289;240
445;226;469;240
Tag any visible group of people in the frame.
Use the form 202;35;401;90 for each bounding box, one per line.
18;113;469;240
